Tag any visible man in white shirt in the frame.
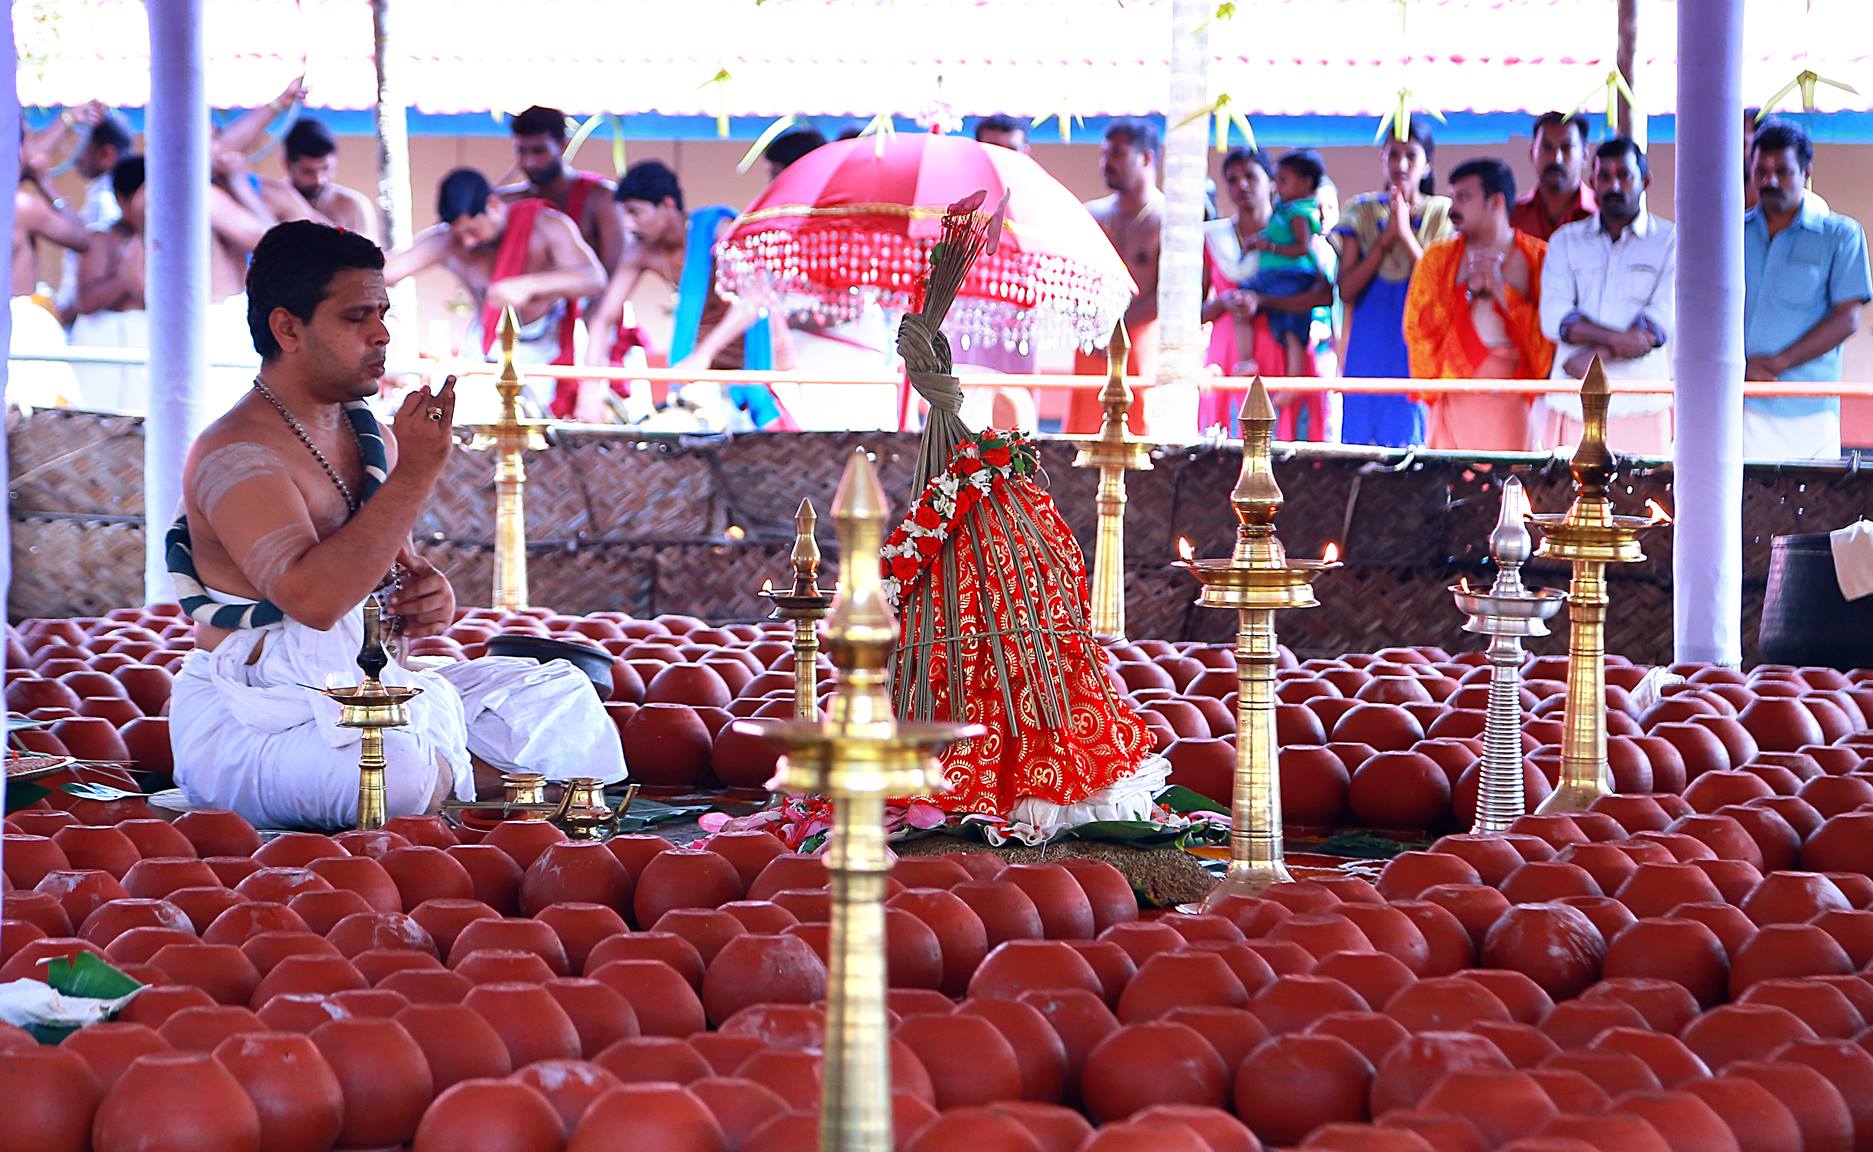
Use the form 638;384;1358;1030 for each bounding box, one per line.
1535;137;1676;455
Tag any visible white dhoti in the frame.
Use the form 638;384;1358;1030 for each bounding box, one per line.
170;605;626;830
464;302;585;415
9;296;82;410
68;307;149;413
774;307;900;431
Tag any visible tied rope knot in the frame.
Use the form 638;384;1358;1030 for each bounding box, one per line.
899;314;964;415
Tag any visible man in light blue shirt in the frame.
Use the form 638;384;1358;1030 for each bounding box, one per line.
1743;119;1872;460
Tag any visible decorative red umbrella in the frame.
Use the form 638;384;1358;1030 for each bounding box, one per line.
715;133;1134;354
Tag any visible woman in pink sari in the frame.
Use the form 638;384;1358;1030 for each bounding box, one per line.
1200;148;1333;438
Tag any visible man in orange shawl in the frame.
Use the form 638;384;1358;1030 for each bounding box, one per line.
1404;158;1555;451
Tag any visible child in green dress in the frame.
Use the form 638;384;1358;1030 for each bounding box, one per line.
1241;149;1328;376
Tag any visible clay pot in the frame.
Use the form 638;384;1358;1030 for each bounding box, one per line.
1681;1002;1820;1072
1580;978;1699;1034
1385;901;1477;977
969;939;1105;1002
1166;738;1234;805
0;1045;103;1152
1348;752;1450;831
634;849;745;928
1600;916;1730;1008
408;1078;563;1152
210;1032;345;1152
510;1059;620;1136
52;825;140;880
1737;698;1827;754
1729;923;1853;998
436;845;520;916
586;930;705;990
1385;974;1514;1032
621;704;715;790
449;917;568;976
1275;745;1351;828
1116;951;1247;1023
76;898;190;950
1430;835;1550;887
1073;1021;1228;1123
1740;870;1851;927
1804;812;1873;876
1453;968;1555;1026
588;959;708;1037
1726;1060;1855;1152
890;1013;1024;1111
889;889;989;998
250;954;369;1008
565;1083;727;1151
1680;1076;1803;1152
379;814;458;850
533;902;629;975
700;933;827;1026
93;1051;260;1152
1418;1071;1558;1148
1771;1039;1873;1152
952;880;1046;948
308;1016;433;1149
1232;1031;1371;1145
1000;864;1096;941
392;1001;515;1093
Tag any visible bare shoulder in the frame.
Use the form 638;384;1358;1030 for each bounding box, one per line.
1083;193;1118;221
495;182;532;203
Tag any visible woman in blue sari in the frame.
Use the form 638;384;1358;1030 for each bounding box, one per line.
1332;122;1452;447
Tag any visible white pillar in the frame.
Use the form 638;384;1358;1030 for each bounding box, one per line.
0;0;19;882
1672;0;1745;666
1152;0;1210;441
144;0;213;602
371;0;422;352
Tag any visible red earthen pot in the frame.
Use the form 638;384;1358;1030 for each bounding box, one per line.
1349;752;1451;831
587;959;708;1037
1432;833;1534;887
1451;968;1555;1026
1728;923;1853;998
211;1031;345;1152
394;1001;515;1092
1233;1031;1372;1145
565;1083;727;1151
92;1051;260;1152
1681;1002;1819;1071
1680;1076;1801;1152
1418;1070;1559;1148
0;1044;104;1152
1081;1021;1228;1123
1726;1060;1855;1152
1601;916;1732;1007
1001;863;1097;941
634;848;746;927
411;1078;564;1152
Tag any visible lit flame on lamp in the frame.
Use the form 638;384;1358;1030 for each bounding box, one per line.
1645;499;1674;525
1177;537;1195;563
760;578;773;594
1322;541;1341;564
1458;576;1474;594
725;525;746;541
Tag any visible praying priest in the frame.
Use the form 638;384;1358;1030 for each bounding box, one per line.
167;221;624;829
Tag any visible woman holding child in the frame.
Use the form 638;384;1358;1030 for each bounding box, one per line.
1200;148;1333;438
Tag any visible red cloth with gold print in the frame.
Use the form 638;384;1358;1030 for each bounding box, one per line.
888;433;1153;816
